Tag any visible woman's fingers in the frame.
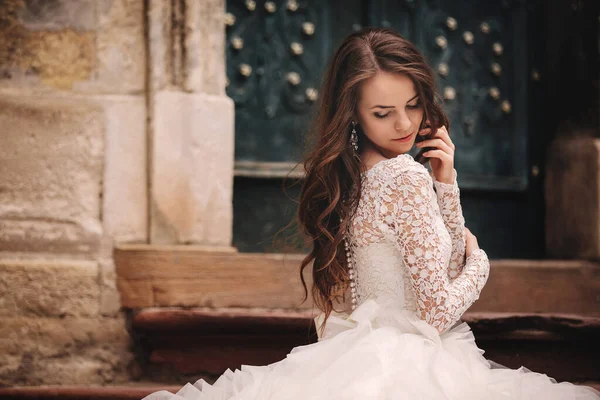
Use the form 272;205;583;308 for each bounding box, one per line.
417;138;454;154
434;126;455;150
418;125;455;152
422;149;452;161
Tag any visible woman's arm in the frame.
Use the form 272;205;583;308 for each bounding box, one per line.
429;168;467;280
377;165;489;334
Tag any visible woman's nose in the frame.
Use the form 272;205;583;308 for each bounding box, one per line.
394;112;412;132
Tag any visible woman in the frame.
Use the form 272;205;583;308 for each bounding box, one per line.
145;27;600;399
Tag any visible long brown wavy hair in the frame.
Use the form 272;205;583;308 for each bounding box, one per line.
296;27;450;337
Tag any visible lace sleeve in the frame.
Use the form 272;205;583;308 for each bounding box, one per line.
430;168;467;279
377;164;490;333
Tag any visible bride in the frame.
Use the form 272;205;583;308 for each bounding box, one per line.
145;27;600;399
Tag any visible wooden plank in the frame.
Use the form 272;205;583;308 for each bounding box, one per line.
114;246;305;280
151;278;314;309
116;279;154;308
115;246;313;309
471;261;600;315
115;246;600;313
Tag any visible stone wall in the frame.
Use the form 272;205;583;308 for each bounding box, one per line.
0;0;146;385
0;0;233;385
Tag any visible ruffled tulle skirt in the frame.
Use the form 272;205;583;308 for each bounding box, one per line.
144;298;600;399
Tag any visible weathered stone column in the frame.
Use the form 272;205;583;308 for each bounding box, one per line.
0;0;146;384
147;0;235;246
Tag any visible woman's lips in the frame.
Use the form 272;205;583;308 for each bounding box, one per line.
392;132;413;142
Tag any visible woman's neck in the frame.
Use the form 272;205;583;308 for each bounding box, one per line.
360;141;405;171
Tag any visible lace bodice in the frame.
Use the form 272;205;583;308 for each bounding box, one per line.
346;153;490;333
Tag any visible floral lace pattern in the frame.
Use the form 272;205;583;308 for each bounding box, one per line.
430;168;467;279
348;154;490;333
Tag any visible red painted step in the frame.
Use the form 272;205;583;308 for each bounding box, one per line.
0;386;179;400
130;308;600;383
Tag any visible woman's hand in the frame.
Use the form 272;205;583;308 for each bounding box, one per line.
465;227;480;258
415;123;455;184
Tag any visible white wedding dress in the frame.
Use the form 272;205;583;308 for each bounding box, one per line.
145;153;600;399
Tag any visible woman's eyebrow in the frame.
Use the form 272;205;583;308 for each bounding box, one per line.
369;94;419;109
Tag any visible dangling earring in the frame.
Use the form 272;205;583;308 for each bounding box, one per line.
350;121;359;156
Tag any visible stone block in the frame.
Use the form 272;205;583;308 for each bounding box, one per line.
0;0;144;92
0;93;104;254
546;137;600;259
151;91;234;245
146;0;226;94
19;0;97;31
0;0;95;89
100;286;123;317
146;0;169;91
100;95;148;244
0;258;100;317
76;0;146;94
184;0;227;95
0;315;133;385
99;258;123;316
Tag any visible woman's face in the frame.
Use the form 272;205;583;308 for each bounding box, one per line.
355;71;424;157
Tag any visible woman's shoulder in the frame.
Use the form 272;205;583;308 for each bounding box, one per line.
364;153;430;182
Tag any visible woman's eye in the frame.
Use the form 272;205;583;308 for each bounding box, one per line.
407;102;421;109
374;112;390;119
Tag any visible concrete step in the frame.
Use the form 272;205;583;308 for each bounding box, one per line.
130;308;600;384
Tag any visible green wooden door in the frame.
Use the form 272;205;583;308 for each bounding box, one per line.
226;0;546;258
